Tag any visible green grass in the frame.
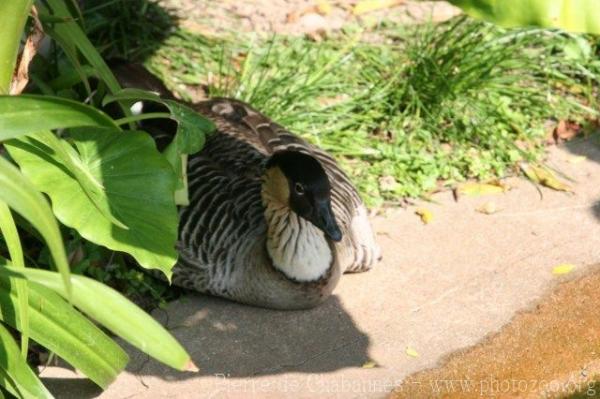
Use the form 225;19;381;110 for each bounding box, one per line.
141;17;600;206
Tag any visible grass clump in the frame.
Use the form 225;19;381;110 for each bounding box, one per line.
348;18;600;201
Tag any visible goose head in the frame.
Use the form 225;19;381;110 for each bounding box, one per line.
263;150;342;242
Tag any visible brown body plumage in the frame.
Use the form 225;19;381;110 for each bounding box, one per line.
172;99;380;309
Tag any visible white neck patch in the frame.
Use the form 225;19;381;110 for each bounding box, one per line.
264;205;332;282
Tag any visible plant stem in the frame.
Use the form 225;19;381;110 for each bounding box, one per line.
0;0;33;94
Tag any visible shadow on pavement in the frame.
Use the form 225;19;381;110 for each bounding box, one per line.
126;294;371;380
41;377;103;399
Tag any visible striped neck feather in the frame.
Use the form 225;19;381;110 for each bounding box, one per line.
263;204;332;282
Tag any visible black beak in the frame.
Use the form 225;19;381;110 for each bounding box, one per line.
314;201;342;242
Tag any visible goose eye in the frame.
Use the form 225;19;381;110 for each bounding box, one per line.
294;183;305;195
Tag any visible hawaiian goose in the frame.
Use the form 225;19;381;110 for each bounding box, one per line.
112;63;381;309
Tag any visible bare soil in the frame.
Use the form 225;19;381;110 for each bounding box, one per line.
158;0;461;37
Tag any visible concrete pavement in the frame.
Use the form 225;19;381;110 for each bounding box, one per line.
41;136;600;398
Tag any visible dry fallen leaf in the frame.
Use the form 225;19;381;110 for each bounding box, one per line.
476;201;498;215
554;120;581;143
406;346;419;358
552;264;575;275
415;208;433;224
362;360;377;368
286;11;301;23
458;181;508;196
568;155;587;164
520;163;572;192
353;0;404;15
287;2;331;23
316;0;332;15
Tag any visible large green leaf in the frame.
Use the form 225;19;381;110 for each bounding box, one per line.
6;128;179;276
0;95;118;140
0;323;52;399
449;0;600;34
0;95;131;227
0;266;194;372
32;130;128;229
0;277;127;389
0;157;71;295
104;88;215;204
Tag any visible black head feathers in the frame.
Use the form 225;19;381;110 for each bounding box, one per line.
266;150;331;195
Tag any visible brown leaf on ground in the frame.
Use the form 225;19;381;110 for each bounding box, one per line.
553;120;581;143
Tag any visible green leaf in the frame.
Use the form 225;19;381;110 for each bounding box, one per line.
6;128;179;276
0;323;53;399
448;0;600;34
0;266;194;373
103;89;215;154
0;276;127;389
0;95;119;140
0;203;29;357
104;88;215;204
32;130;128;230
0;157;71;296
0;94;133;228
